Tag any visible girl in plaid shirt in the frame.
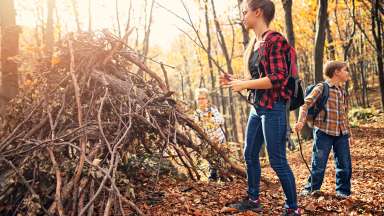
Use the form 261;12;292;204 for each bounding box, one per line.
295;61;353;198
220;0;300;215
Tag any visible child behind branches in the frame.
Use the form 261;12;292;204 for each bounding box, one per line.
193;88;226;181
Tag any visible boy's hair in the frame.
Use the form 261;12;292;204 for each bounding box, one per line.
324;61;348;78
195;88;209;100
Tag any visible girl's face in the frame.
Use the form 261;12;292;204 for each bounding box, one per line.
197;94;208;109
242;3;263;30
335;66;350;82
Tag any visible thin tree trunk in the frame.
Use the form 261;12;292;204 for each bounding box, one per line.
125;0;133;32
182;52;196;108
180;74;185;101
0;0;20;105
115;0;121;37
45;0;55;58
371;0;384;111
237;0;250;48
142;0;155;59
70;0;81;32
203;0;217;107
88;0;92;32
313;0;328;83
55;4;61;40
282;0;295;47
211;0;239;142
350;59;361;106
325;13;336;60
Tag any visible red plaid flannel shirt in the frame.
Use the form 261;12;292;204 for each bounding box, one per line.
256;31;295;109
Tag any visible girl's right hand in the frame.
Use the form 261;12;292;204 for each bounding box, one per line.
219;73;233;86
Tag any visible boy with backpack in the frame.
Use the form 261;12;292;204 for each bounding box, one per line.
294;61;353;198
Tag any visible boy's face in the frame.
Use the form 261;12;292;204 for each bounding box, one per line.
197;94;208;109
335;66;350;82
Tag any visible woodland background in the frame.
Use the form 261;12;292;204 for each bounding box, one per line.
0;0;383;215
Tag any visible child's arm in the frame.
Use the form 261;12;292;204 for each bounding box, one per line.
295;84;324;131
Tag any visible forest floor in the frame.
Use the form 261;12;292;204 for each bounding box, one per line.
126;113;384;216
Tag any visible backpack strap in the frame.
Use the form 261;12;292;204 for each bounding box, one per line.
314;82;330;122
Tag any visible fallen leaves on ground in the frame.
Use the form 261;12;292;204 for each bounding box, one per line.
126;114;384;215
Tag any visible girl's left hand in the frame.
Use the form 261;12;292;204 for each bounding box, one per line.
227;80;247;92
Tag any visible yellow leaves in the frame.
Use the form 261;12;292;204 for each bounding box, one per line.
51;56;61;65
220;206;238;213
23;79;33;87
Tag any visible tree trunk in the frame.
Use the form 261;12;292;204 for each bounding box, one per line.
313;0;328;83
211;0;239;142
70;0;81;32
203;0;217;107
325;13;336;60
45;0;55;58
142;0;155;59
115;0;121;37
182;52;196;108
359;33;368;107
88;0;92;32
0;0;20;106
180;74;185;101
371;0;384;111
282;0;295;47
350;58;361;106
282;0;298;141
237;0;250;48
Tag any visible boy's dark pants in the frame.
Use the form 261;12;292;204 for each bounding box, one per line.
304;129;352;195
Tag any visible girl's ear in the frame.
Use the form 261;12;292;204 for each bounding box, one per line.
253;8;263;17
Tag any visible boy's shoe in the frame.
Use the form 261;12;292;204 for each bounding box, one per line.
282;208;302;216
228;198;263;212
336;192;350;199
299;189;321;197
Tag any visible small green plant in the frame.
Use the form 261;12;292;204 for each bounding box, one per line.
348;107;377;126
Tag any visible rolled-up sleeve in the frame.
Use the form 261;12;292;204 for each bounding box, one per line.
267;40;287;90
298;84;323;124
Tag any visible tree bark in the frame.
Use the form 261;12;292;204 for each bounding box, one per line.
45;0;55;58
211;0;239;142
237;0;250;48
0;0;20;105
371;0;384;111
203;0;217;107
142;0;155;59
70;0;81;32
325;14;336;60
282;0;295;47
313;0;328;83
88;0;92;32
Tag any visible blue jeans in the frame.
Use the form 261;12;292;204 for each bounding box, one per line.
244;101;297;209
304;129;352;195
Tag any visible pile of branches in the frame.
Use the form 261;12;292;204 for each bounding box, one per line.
0;31;246;216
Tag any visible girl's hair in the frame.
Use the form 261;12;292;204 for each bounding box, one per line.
324;61;348;78
242;0;275;79
195;88;209;100
246;0;275;25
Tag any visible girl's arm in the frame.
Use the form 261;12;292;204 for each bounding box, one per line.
228;77;272;92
